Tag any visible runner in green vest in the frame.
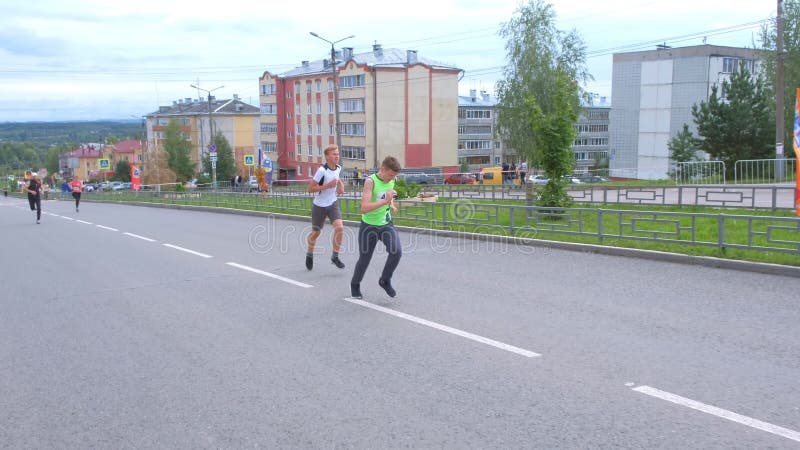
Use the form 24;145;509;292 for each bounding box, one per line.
350;156;403;299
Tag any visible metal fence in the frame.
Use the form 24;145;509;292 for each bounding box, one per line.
734;158;798;184
84;190;800;256
674;161;726;185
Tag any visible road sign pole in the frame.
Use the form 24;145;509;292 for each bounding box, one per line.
209;144;217;192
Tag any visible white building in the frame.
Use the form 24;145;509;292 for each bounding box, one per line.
610;45;761;179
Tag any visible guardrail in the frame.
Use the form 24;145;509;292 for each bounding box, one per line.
85;191;800;256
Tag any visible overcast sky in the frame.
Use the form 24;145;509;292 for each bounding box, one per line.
0;0;775;122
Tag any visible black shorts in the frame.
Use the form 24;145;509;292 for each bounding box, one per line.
311;201;342;231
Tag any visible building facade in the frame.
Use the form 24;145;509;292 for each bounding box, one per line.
457;89;505;169
258;44;461;184
610;45;761;179
573;101;610;174
145;96;260;176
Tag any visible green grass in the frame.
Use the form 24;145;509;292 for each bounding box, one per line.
88;191;800;267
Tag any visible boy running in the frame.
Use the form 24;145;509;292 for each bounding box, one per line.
26;171;43;224
350;156;402;299
305;145;346;270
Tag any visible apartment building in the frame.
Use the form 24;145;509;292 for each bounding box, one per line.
573;100;610;174
145;96;260;175
258;44;461;183
610;44;761;179
457;89;505;168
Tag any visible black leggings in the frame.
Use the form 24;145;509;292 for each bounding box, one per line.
351;221;402;285
28;195;41;220
72;192;81;208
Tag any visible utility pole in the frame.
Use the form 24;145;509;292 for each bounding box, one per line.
776;0;785;179
310;32;355;149
190;84;223;189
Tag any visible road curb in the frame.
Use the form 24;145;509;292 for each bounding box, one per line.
107;200;800;279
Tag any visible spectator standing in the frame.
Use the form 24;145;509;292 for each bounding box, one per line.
60;180;70;199
519;161;528;186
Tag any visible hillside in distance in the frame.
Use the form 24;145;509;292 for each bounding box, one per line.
0;120;143;147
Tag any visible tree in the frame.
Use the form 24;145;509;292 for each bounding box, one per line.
495;0;590;207
691;66;774;177
162;119;195;182
668;124;701;163
140;145;176;186
115;160;132;182
759;0;800;152
200;132;236;184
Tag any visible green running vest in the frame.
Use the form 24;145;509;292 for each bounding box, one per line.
362;173;395;226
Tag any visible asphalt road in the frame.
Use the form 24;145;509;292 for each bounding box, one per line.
2;197;799;449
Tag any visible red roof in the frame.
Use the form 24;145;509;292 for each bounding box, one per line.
114;140;141;153
68;146;103;158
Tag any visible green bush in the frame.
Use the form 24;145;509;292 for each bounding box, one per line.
394;179;421;199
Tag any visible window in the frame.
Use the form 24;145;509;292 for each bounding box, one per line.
329;125;335;135
306;82;312;93
307;145;312;155
316;124;321;135
316;103;322;114
340;98;365;112
575;124;608;133
261;142;277;152
458;109;492;119
317;145;322;156
295;104;301;115
339;122;365;136
339;74;365;88
315;80;321;92
458;140;492;150
297;143;302;154
309;166;314;177
260;123;277;133
308;124;312;135
723;57;755;74
261;84;276;95
458;125;492;135
328;80;334;91
328;101;334;113
287;91;293;99
341;146;366;160
288;131;293;138
307;104;312;114
260;103;277;114
588;110;609;120
296;124;302;135
287;112;293;119
296;165;301;176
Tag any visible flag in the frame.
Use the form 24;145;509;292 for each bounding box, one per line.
794;88;800;216
131;165;141;191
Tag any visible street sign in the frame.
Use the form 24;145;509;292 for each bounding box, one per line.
211;161;217;169
210;145;217;152
210;154;218;162
98;158;110;170
244;155;254;166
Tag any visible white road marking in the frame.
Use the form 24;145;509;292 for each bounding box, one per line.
343;297;541;358
226;262;312;288
632;385;800;443
60;216;74;221
76;220;92;225
123;232;156;242
96;225;118;231
163;243;212;258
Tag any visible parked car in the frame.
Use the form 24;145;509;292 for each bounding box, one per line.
444;173;476;185
527;174;549;185
580;175;609;183
248;175;259;191
562;176;583;184
398;173;441;185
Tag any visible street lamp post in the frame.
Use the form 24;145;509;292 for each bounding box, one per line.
190;84;224;189
309;32;354;149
